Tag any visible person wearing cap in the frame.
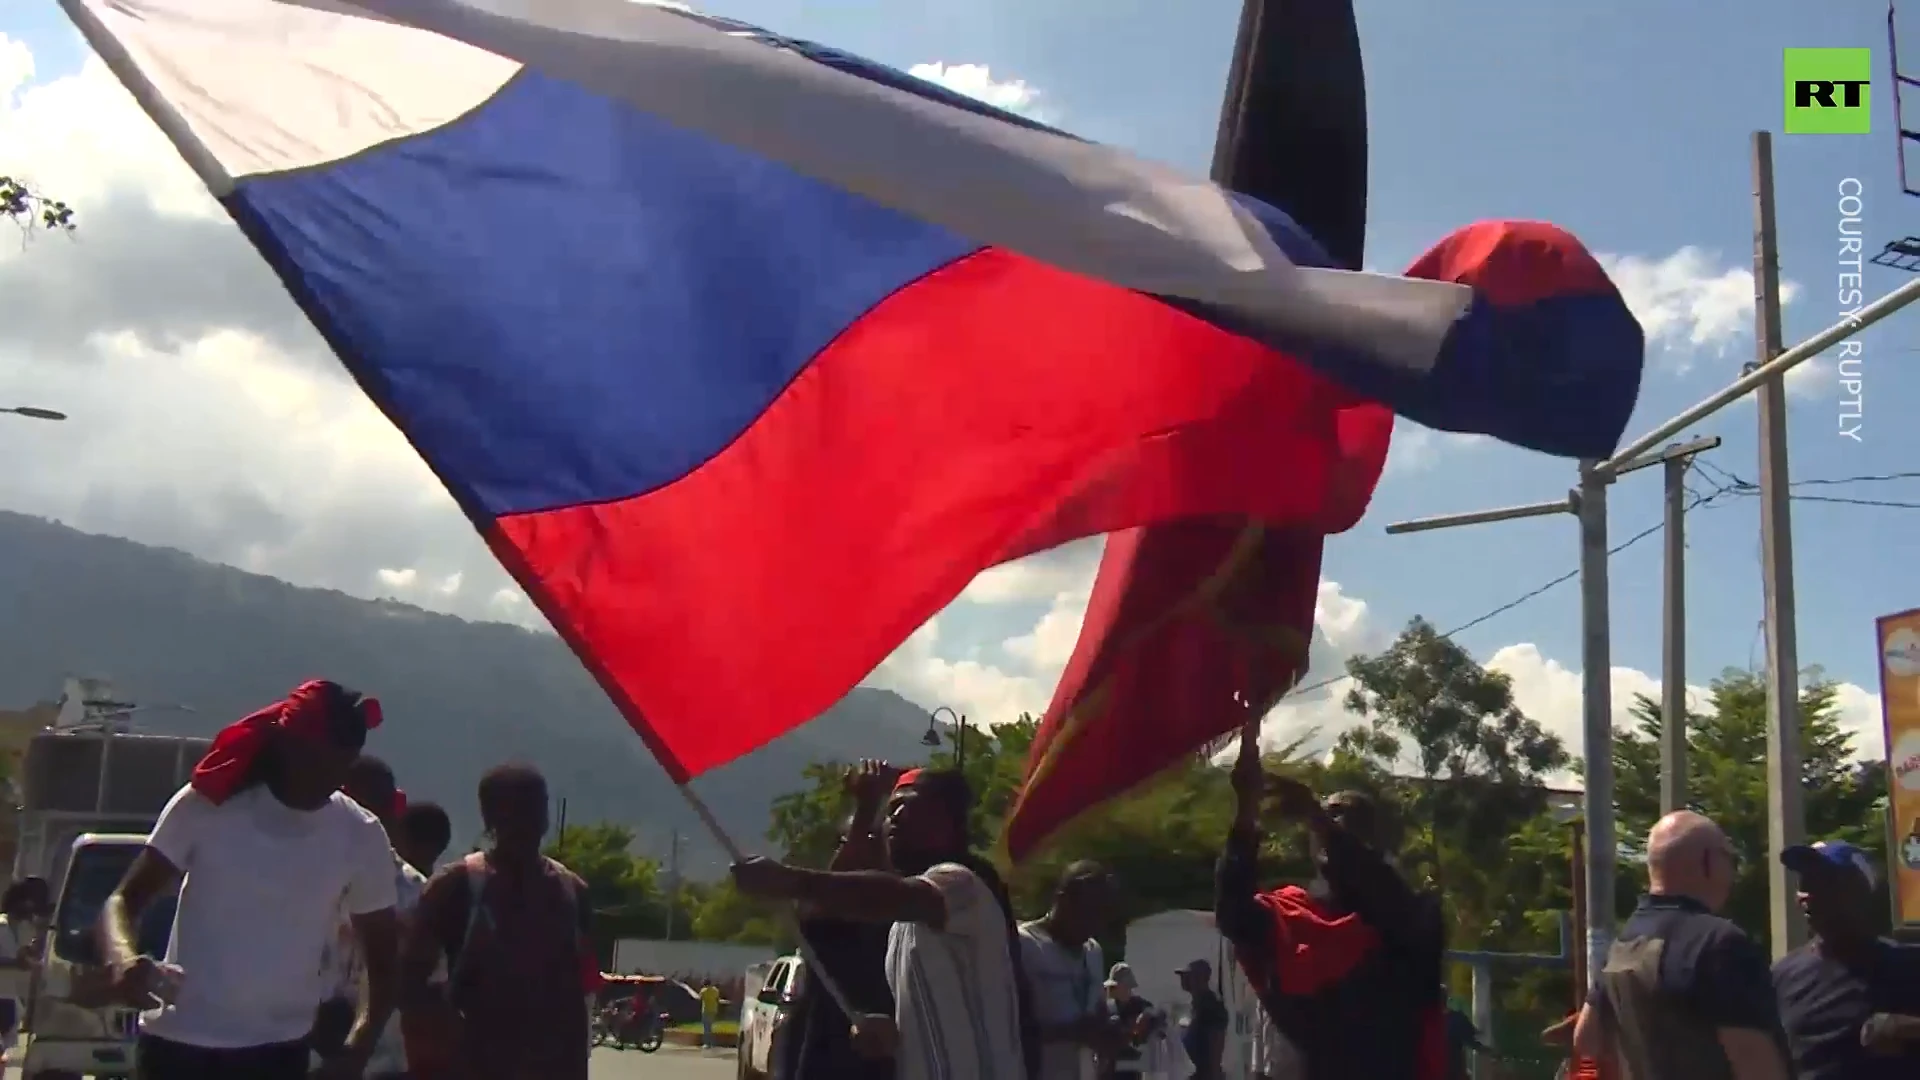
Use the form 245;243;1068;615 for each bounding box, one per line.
731;766;1034;1080
98;680;400;1080
1217;721;1445;1080
1772;839;1920;1080
1099;963;1164;1079
1574;810;1790;1080
1174;958;1228;1079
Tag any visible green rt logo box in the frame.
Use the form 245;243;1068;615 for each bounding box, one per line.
1785;48;1871;134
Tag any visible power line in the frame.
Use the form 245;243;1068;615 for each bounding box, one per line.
1283;482;1743;701
1785;492;1920;510
1693;459;1920;493
1788;470;1920;487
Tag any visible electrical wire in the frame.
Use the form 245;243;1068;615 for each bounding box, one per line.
1281;480;1744;701
1276;459;1915;705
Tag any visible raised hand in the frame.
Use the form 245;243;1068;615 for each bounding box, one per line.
1265;772;1321;821
844;758;900;818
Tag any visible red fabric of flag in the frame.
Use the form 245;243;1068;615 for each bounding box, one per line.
1000;389;1389;863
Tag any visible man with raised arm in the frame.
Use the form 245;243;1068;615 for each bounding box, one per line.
1216;719;1446;1080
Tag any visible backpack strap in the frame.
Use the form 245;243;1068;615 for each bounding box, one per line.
448;852;492;989
547;857;593;977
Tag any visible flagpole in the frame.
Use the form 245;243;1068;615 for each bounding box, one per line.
668;781;860;1018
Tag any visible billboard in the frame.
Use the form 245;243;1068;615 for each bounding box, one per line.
1875;609;1920;927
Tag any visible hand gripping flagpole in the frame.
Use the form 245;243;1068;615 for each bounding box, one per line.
669;781;861;1020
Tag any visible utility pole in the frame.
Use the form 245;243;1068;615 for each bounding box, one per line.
1611;437;1722;813
664;829;682;942
1574;461;1615;982
1751;130;1807;958
1661;454;1689;815
1388;435;1718;984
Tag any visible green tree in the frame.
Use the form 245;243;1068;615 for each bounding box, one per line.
1;177;74;232
765;760;864;868
1337;616;1570;950
1612;668;1891;951
545;822;666;956
687;879;786;946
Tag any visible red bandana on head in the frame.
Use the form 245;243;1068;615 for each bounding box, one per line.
190;680;383;806
893;768;924;793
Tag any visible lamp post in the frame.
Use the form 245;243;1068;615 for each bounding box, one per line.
1;406;67;421
921;705;969;769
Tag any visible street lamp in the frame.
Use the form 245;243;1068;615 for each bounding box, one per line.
921;705;969;768
1;406;67;421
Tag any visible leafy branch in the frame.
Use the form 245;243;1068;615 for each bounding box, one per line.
1;176;76;233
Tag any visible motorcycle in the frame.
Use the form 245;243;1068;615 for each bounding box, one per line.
591;1004;619;1047
611;1010;670;1053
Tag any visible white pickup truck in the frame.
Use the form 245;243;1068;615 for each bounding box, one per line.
8;704;206;1080
20;833;176;1080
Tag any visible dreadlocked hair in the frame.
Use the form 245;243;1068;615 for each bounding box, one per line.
911;769;1041;1080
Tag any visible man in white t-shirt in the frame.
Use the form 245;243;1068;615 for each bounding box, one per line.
731;767;1030;1080
98;679;400;1080
1019;861;1118;1080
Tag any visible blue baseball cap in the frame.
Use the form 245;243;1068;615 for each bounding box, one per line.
1780;840;1878;888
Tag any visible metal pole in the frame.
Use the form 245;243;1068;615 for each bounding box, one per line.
1382;497;1574;535
1577;462;1616;983
1661;455;1688;815
665;829;681;942
1752;131;1807;958
1569;819;1589;996
1470;962;1496;1080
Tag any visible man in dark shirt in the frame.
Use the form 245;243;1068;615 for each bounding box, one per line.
1772;840;1920;1080
1215;721;1445;1080
773;761;897;1080
1575;811;1789;1080
1176;959;1228;1079
1100;963;1162;1078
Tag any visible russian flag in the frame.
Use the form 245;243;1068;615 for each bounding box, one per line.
63;0;1644;780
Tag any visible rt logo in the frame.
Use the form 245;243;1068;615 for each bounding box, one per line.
1785;48;1872;135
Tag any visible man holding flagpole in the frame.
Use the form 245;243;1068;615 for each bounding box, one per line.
1216;719;1446;1080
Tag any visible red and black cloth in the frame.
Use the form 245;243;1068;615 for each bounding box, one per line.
190;679;383;805
1217;819;1448;1080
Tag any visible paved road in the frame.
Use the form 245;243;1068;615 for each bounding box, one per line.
592;1044;736;1080
0;1044;732;1078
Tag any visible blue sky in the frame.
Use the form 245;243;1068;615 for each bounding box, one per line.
1;0;1914;761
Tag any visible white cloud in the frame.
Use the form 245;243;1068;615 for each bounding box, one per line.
1384;424;1489;475
0;34;557;631
961;538;1103;605
1598;247;1803;372
866;616;1051;725
0;40;215;223
908;62;1046;119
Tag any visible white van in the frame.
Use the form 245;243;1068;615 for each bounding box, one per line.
736;952;803;1080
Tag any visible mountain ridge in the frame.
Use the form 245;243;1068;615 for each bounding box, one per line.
0;510;942;875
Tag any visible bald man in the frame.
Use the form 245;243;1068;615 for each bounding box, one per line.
1573;812;1789;1080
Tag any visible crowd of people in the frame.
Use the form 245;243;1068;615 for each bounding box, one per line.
92;679;602;1080
0;673;1893;1080
725;721;1920;1080
1568;815;1920;1080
